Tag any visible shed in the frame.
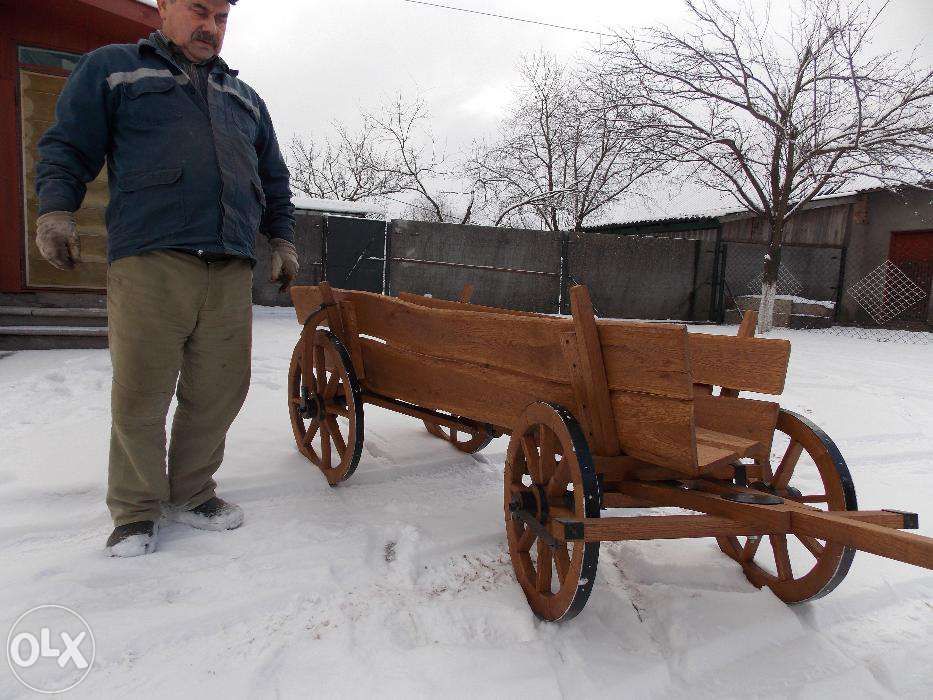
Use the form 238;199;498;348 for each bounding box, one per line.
586;186;933;329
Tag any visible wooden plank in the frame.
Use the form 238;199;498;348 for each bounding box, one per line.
790;510;933;570
364;393;490;433
359;338;577;431
340;290;574;384
688;333;791;395
694;394;779;463
569;286;621;456
291;285;325;323
610;392;698;475
340;301;365;381
695;428;759;457
598;323;696;400
738;310;758;338
397;291;550;319
457;284;475;303
558;332;599;450
555;510;918;543
618;480;933;570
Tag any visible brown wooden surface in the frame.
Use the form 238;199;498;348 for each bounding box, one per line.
598;324;696;400
610;391;698;474
569;286;621;456
301;288;575;385
553;510;916;543
618;480;933;570
397;291;551;318
359;338;576;430
694;394;779;463
688;333;791;394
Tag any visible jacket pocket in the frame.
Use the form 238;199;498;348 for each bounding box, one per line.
111;167;185;241
122;77;182;124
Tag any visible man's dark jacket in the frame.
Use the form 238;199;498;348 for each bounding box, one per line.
36;33;295;263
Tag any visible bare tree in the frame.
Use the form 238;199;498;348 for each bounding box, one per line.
288;122;404;202
474;51;661;232
367;95;478;224
289;96;479;223
596;0;933;331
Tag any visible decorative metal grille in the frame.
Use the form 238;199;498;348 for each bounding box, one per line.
845;260;927;325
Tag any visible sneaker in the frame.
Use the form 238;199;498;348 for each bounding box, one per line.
106;520;159;557
168;497;244;532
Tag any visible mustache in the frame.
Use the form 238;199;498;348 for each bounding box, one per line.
191;30;218;47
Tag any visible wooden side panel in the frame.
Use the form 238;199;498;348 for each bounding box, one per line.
398;291;552;319
333;290;574;384
689;333;791;394
291;285;325;323
694;394;780;463
360;338;576;430
597;322;696;400
610;391;697;474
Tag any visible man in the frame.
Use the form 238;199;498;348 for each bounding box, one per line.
35;0;298;557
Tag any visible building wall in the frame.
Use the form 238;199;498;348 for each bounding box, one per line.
0;0;157;296
839;188;933;325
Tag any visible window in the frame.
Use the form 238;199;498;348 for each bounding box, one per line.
17;47;82;73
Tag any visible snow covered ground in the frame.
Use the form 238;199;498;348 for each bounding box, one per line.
1;307;931;699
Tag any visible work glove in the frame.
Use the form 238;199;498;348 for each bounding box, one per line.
269;237;299;292
36;211;81;270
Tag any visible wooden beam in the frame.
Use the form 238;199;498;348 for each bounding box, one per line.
552;510;918;543
615;480;933;569
569;286;621;456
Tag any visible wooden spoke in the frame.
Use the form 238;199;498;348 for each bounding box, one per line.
797;535;827;558
314;344;326;392
504;402;600;622
324;373;339;399
554;544;571;579
521;435;541;483
741;536;762;562
517;527;536;553
289;397;302;405
535;540;553;593
771;535;793;581
772;440;803;489
325;416;347;454
539;427;558;484
302;418;320;446
321;423;332;470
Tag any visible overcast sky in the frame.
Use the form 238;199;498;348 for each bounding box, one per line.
215;0;933;220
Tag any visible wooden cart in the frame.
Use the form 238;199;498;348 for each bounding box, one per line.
287;282;933;622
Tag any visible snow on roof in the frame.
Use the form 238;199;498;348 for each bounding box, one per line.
293;197;386;217
601;180;897;230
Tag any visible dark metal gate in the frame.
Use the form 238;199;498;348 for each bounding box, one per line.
322;216;387;293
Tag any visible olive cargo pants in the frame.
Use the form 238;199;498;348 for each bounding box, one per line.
106;250;253;526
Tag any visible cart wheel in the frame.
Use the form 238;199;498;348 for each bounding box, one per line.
422;417;494;453
717;409;858;603
504;402;601;622
288;329;364;486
